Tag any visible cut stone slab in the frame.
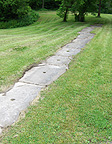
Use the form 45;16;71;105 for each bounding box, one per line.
62;34;94;50
20;65;66;86
72;38;93;48
63;43;79;49
79;27;95;33
0;82;42;127
77;33;94;39
62;42;86;49
0;127;2;134
56;47;81;57
46;55;71;67
73;37;93;43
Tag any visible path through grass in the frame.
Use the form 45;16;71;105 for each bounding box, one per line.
0;11;87;92
0;11;108;92
0;12;112;143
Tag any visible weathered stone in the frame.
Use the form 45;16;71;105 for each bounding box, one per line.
0;82;42;127
63;42;84;49
20;65;66;86
63;43;79;49
78;27;95;33
77;33;94;39
46;55;71;67
0;127;2;135
56;47;81;57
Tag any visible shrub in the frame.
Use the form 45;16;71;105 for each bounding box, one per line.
0;0;31;21
0;10;39;29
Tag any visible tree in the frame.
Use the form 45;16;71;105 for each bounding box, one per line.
97;0;112;16
57;0;98;22
42;0;45;8
29;0;40;10
29;0;60;10
97;0;102;17
57;0;75;22
57;0;87;22
72;0;97;22
0;0;31;21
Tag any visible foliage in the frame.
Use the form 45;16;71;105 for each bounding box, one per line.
29;0;40;10
57;3;69;22
29;0;60;10
57;0;95;22
73;0;97;22
100;0;112;14
57;0;78;22
57;0;112;22
0;0;32;21
0;10;39;29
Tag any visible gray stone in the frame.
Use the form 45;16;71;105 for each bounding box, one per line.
20;65;66;86
78;27;95;33
63;34;94;50
56;47;81;57
77;33;94;39
0;82;42;127
72;39;86;48
63;42;84;49
72;37;94;48
0;127;2;135
46;55;71;67
63;43;79;49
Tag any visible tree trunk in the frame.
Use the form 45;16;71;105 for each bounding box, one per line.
42;0;44;9
63;8;68;22
98;0;101;17
75;14;79;22
79;12;85;22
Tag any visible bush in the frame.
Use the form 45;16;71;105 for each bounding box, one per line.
0;10;39;29
0;0;31;21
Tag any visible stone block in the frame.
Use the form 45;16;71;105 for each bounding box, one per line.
20;65;66;86
0;82;42;127
56;47;81;57
46;55;71;67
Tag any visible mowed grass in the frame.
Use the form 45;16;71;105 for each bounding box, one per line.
0;11;108;92
0;12;112;143
0;11;89;92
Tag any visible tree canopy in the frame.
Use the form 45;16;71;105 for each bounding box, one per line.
29;0;60;10
0;0;31;21
0;0;111;23
57;0;112;22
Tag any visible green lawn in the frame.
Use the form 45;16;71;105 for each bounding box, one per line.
0;12;112;143
0;11;87;92
0;11;106;92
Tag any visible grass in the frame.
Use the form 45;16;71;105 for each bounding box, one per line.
0;11;88;92
0;11;109;92
0;12;112;143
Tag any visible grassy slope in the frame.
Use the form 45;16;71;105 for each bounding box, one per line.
1;13;112;143
0;11;88;92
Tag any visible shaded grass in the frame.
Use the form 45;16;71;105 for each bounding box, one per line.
0;13;112;143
